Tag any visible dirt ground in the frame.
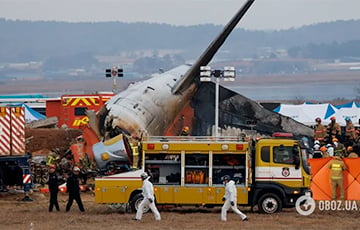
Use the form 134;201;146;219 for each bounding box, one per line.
0;191;359;230
25;128;82;155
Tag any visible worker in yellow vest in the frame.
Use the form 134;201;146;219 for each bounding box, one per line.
327;154;346;200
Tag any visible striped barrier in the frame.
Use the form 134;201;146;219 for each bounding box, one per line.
0;106;25;155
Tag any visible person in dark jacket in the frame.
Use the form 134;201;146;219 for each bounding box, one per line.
48;164;60;212
65;166;85;212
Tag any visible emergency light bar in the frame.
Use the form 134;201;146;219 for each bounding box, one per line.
272;132;293;138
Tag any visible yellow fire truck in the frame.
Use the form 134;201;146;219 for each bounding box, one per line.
95;134;311;214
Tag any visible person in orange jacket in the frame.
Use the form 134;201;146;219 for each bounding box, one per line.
327;116;341;141
344;117;356;146
327;154;346;200
314;117;327;145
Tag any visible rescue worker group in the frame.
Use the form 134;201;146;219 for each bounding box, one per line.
313;116;359;200
313;116;359;159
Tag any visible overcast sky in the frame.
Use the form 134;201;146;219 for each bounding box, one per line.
1;0;360;30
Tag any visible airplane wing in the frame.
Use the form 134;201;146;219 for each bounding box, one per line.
171;0;255;94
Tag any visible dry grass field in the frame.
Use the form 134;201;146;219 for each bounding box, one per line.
1;191;359;230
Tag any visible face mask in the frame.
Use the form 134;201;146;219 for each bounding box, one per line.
334;142;338;147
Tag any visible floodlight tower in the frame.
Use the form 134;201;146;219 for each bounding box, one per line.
200;66;235;138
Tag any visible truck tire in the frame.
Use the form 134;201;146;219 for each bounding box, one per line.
258;193;282;214
129;193;150;213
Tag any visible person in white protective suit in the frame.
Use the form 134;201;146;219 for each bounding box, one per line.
221;175;248;222
134;172;161;221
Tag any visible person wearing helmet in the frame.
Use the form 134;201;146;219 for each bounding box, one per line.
134;172;161;221
332;138;346;157
312;143;322;158
180;126;190;136
327;116;341;141
314;117;327;145
48;164;60;212
326;143;334;157
347;146;359;158
65;166;85;212
327;153;346;200
220;175;248;222
344;117;356;146
320;146;328;157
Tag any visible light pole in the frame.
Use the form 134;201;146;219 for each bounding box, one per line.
105;66;123;93
200;66;235;138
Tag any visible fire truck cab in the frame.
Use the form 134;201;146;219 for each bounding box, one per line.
95;135;311;214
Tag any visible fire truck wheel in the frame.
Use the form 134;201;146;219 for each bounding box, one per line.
129;193;150;213
258;193;282;214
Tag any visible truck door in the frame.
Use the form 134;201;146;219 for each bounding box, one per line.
254;145;271;182
270;145;302;187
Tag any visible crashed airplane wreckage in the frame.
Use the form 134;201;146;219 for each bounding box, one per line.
190;83;313;138
87;0;313;147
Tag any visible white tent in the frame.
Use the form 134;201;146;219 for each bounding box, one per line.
274;102;338;126
23;104;46;123
333;102;360;126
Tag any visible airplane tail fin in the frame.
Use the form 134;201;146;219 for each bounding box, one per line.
171;0;255;94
